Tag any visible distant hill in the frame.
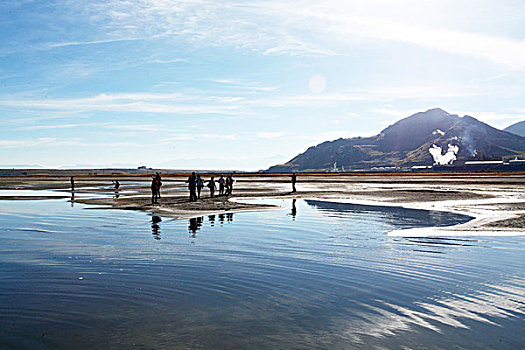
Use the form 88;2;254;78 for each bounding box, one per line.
504;121;525;137
268;108;525;172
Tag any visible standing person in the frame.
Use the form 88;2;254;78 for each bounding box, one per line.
225;173;233;195
218;175;225;196
196;174;204;199
227;173;234;195
155;172;162;198
291;172;297;192
70;176;75;191
113;180;120;190
225;174;231;195
151;177;159;204
207;177;216;198
186;172;197;201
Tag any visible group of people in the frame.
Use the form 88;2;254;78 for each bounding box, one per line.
150;172;235;204
71;171;297;206
186;172;234;202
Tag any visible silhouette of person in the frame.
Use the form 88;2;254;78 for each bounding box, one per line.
207;177;216;197
155;172;162;198
291;172;297;192
187;172;197;201
113;180;120;198
196;174;204;199
70;192;75;207
151;177;159;204
218;175;225;196
208;214;216;227
70;176;75;191
226;173;234;195
291;199;297;219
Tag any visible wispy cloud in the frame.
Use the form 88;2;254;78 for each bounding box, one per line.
0;138;57;148
256;131;284;139
0;92;239;115
20;122;107;131
1;81;518;120
75;0;525;69
46;38;138;49
212;79;278;92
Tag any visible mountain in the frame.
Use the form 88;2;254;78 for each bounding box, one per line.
268;108;525;172
504;121;525;137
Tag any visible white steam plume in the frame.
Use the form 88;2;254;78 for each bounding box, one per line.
429;144;460;165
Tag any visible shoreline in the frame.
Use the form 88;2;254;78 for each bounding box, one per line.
0;174;523;236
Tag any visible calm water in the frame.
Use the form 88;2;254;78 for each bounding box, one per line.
0;198;523;349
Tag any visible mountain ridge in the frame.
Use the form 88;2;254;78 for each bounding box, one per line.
268;108;525;172
504;121;525;137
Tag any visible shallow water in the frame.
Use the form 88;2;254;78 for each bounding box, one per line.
0;198;523;349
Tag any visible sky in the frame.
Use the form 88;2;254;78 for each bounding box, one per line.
0;0;524;170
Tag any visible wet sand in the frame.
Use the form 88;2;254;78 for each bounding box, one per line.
1;173;524;235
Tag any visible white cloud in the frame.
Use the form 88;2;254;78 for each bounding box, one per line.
0;93;239;115
75;0;525;69
46;38;138;48
0;138;57;148
256;132;284;139
159;133;236;143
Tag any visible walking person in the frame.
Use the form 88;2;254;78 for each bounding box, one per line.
207;177;217;198
218;175;225;196
196;174;204;199
151;177;159;204
291;172;297;193
113;180;120;190
186;172;197;201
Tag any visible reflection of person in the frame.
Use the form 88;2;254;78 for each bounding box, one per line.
291;199;297;219
207;177;216;197
188;217;203;236
152;215;161;240
291;172;297;192
70;176;75;191
187;172;197;201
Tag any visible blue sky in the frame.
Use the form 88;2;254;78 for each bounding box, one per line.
1;0;524;170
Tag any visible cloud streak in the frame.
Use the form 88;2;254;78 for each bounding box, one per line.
74;0;525;69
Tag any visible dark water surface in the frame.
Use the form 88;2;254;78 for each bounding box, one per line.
0;198;523;349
